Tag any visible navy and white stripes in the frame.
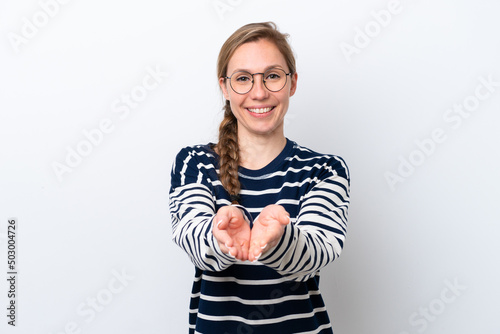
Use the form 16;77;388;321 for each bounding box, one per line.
169;139;350;333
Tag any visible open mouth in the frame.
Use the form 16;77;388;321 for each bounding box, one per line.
247;106;275;114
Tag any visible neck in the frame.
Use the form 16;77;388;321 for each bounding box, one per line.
238;131;287;170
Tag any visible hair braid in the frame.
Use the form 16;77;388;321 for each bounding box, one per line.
216;100;240;202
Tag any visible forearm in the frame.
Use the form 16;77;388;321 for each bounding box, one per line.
259;219;344;280
170;183;236;271
259;177;349;280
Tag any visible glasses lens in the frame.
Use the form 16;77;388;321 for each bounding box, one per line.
230;71;253;94
264;68;287;92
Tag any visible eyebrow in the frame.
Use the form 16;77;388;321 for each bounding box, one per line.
229;64;286;74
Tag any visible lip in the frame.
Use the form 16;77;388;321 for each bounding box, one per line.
246;106;275;116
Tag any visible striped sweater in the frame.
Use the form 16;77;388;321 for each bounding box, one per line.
169;138;350;334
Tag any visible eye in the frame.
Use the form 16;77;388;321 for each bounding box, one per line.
265;71;282;81
234;73;252;83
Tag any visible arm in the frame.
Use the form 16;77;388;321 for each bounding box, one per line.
169;147;238;271
255;158;350;281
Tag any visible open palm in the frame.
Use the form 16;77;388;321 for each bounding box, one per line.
248;205;290;262
213;205;251;261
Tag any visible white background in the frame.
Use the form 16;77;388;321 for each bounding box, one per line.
1;0;499;333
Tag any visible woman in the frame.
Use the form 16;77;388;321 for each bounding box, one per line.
169;22;350;334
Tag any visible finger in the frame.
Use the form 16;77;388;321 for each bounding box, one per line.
220;242;231;255
226;237;244;261
248;237;265;262
216;219;224;230
281;214;291;226
227;245;236;258
270;206;289;225
249;248;262;263
249;223;266;251
253;252;262;262
214;212;231;230
229;210;247;229
217;233;234;252
228;235;251;260
249;242;267;262
233;248;243;261
213;222;234;250
239;239;249;261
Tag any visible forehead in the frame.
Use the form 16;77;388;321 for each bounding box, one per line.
227;39;287;73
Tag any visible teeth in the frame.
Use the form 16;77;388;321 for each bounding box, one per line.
248;107;272;114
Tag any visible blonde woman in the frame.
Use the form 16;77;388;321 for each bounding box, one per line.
169;22;350;334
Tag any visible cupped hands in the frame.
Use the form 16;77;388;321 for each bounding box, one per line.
212;204;290;262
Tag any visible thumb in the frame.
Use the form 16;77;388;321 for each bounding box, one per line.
279;212;291;226
214;209;232;230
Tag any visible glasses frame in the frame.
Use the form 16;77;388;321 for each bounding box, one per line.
224;68;292;95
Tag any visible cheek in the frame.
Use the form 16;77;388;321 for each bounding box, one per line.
277;94;290;107
228;98;245;117
229;94;245;108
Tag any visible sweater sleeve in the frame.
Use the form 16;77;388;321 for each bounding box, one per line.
258;156;350;281
169;147;237;272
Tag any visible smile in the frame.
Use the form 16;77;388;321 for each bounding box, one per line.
247;107;274;114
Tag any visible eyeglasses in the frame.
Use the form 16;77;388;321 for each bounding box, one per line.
224;68;292;95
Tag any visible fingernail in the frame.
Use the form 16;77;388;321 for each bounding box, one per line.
261;244;268;250
217;219;223;228
252;252;262;263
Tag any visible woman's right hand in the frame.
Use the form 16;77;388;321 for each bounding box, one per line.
212;206;250;261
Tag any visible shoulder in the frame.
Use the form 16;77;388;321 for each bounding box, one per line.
287;140;350;181
172;143;218;168
170;143;221;191
170;143;218;179
174;143;217;158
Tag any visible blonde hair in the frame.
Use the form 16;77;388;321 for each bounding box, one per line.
215;22;296;203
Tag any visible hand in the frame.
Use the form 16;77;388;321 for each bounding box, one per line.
212;206;250;261
248;205;290;262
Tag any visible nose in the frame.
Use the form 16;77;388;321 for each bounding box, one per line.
249;74;269;100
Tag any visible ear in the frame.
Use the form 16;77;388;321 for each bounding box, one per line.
289;72;298;97
219;77;230;100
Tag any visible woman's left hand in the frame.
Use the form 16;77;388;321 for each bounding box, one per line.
248;204;290;262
